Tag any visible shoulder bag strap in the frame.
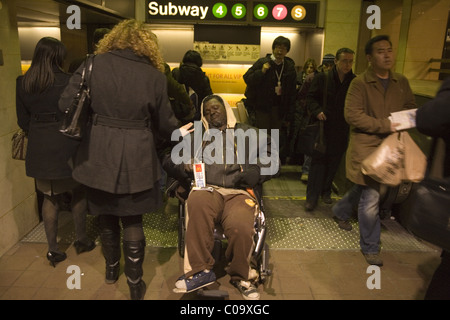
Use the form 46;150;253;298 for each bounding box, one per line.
84;54;95;92
318;71;329;142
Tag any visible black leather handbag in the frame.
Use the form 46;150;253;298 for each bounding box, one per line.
296;72;328;156
403;138;450;251
59;54;94;139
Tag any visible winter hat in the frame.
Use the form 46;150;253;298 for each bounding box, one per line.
322;54;335;65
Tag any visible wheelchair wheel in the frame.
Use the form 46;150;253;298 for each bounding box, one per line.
178;201;186;258
259;243;271;284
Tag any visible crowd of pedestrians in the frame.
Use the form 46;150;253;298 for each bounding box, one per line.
15;18;448;300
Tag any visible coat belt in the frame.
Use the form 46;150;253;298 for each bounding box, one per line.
33;112;58;122
92;113;149;129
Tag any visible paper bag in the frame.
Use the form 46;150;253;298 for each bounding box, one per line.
403;132;427;182
361;132;404;186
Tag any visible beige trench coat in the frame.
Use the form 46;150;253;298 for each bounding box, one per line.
344;66;416;186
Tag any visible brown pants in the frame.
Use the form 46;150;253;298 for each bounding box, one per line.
184;189;256;282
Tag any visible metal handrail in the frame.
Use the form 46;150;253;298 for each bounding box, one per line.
429;58;450;73
429;58;450;63
429;68;450;74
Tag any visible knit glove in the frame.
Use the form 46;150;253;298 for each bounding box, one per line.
232;165;261;189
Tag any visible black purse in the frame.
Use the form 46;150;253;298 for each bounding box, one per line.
59;54;95;139
314;120;326;154
403;138;450;251
296;72;328;156
296;120;319;156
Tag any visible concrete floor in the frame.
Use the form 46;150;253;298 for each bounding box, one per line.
0;165;442;301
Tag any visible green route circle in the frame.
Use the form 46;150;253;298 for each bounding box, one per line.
231;3;246;19
253;4;268;20
212;3;228;18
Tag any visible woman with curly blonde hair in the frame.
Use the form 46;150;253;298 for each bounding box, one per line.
95;19;165;72
59;19;179;300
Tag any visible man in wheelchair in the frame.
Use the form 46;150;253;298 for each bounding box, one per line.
163;94;279;300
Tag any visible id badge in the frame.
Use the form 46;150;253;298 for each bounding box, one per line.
193;163;206;188
275;81;282;95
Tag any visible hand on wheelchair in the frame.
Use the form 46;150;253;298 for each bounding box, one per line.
232;165;260;189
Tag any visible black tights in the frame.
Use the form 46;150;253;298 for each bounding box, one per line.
98;214;144;243
42;186;89;252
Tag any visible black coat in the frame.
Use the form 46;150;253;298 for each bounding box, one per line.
306;66;356;155
58;49;178;194
16;69;80;179
416;77;450;177
172;63;213;114
243;54;297;120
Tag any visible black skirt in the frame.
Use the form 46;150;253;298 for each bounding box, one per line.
85;181;163;216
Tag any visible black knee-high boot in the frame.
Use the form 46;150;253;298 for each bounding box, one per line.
123;239;146;300
100;229;121;284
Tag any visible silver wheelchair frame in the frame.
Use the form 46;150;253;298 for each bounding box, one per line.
174;186;272;285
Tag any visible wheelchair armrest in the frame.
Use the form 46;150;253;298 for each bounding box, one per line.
165;178;190;203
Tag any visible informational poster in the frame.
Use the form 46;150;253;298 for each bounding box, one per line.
202;66;249;95
194;42;260;62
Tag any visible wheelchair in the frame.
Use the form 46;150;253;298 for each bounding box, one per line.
166;179;272;286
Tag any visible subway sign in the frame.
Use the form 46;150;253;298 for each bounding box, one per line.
145;1;319;26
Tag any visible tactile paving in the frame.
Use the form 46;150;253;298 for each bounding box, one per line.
21;210;434;252
265;217;434;252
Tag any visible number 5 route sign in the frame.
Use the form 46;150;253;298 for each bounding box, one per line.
146;1;319;26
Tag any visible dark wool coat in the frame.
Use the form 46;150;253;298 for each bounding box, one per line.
16;68;80;179
416;77;450;177
306;66;356;155
243;54;297;120
59;49;178;194
172;63;213;107
344;66;416;185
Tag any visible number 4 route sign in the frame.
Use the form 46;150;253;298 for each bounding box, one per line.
146;1;319;27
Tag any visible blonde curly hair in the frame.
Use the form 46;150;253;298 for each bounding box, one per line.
95;19;164;72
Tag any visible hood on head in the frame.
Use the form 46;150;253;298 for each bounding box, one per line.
200;94;237;131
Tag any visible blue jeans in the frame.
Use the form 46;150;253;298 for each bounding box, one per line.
332;184;381;254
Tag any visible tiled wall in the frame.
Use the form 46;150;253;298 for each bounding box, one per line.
0;0;39;257
324;0;450;81
373;0;449;80
403;0;450;80
323;0;362;60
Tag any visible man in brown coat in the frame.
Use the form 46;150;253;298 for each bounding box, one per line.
332;35;416;266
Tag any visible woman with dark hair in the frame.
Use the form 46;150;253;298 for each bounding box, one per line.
59;19;182;300
16;37;95;267
172;50;213;120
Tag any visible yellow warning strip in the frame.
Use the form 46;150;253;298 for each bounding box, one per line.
262;196;341;201
262;196;306;200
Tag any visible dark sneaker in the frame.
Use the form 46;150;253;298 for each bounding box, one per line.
305;201;316;212
300;173;308;183
322;195;332;204
74;240;96;254
363;253;383;266
333;216;352;231
231;280;260;300
174;270;216;293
